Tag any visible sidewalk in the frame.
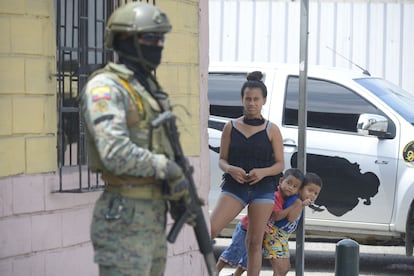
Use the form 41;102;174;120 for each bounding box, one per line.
214;238;409;276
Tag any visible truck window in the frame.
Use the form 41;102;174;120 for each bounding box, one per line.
356;78;414;124
208;73;246;118
284;76;385;132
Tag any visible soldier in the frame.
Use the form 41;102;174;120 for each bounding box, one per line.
80;2;190;275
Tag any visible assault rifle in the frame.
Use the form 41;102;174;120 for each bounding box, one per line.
151;111;218;276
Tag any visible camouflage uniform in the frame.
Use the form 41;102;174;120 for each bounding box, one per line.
81;62;173;275
91;193;167;276
79;3;184;275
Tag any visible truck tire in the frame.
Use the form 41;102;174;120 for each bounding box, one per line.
406;206;414;256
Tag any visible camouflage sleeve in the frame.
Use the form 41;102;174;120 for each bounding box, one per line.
80;73;168;178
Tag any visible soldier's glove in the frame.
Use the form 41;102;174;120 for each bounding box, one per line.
165;161;191;203
169;199;197;226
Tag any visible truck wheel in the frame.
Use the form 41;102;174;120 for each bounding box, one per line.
406;206;414;256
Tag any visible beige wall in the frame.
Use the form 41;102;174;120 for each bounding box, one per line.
158;0;211;274
158;0;203;156
0;0;211;275
0;0;57;177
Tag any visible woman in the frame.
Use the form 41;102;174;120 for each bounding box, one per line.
210;71;285;276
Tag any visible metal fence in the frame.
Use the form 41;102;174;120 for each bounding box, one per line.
55;0;152;192
209;0;414;93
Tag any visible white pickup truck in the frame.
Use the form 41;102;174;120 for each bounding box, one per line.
207;62;414;256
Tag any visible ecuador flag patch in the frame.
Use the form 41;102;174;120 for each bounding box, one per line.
91;86;111;102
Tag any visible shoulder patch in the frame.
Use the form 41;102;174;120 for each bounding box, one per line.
91;86;111;102
94;101;109;112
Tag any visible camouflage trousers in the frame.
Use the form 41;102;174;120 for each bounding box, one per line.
91;191;167;276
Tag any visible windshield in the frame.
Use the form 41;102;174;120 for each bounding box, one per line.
355;78;414;124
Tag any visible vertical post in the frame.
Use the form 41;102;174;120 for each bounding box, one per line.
335;239;359;276
296;0;309;275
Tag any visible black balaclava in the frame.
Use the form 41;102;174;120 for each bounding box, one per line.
113;36;163;92
140;44;163;68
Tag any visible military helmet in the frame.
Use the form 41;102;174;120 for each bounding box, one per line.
105;2;172;49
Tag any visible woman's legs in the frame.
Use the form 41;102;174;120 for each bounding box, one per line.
269;257;291;276
245;202;273;276
210;193;244;239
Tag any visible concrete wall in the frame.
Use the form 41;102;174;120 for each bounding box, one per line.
159;2;211;274
0;0;211;275
0;0;56;177
0;173;100;276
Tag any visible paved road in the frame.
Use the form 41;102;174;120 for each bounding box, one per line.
214;238;414;276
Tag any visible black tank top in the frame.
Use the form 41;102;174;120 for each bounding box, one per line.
224;120;276;185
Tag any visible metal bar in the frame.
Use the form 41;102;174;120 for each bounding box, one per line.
54;0;108;193
57;0;64;192
296;0;310;275
78;0;88;191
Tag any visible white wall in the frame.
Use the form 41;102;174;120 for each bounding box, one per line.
209;0;414;92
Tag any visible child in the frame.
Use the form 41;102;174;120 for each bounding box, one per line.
217;168;305;275
263;172;323;276
270;168;305;226
216;215;248;276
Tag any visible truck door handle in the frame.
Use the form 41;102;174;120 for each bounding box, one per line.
283;138;297;148
209;144;220;154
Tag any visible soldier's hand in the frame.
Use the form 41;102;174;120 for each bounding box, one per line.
165;161;190;202
170;199;197;226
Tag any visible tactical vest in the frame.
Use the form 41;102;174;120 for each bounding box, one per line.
85;63;174;184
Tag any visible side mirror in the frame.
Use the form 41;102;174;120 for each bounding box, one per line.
357;113;392;139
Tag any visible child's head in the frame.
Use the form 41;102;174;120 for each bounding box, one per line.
299;172;323;203
278;168;305;198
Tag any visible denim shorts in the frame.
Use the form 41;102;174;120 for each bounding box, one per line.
219;221;248;270
221;177;275;207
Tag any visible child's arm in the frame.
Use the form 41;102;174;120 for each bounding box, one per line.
286;198;313;222
271;193;302;221
271;207;291;221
